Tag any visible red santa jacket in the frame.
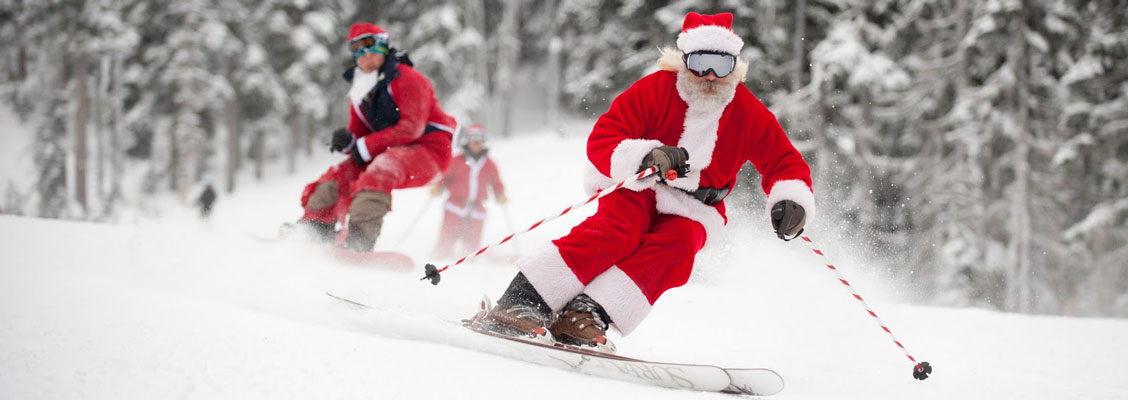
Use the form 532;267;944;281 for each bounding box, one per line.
584;50;815;244
345;52;456;171
440;153;505;218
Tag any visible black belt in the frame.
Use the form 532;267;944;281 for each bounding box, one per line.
680;185;731;205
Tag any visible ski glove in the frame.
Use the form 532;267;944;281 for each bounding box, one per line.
770;200;806;241
329;128;354;153
639;145;690;181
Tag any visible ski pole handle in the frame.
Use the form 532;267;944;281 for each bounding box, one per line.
798;234;932;380
422;166;660;285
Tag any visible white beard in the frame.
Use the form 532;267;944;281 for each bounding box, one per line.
673;68;739;111
348;67;380;106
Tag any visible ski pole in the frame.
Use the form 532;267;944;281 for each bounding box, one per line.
798;234;933;380
421;166;661;285
499;203;521;256
396;194;437;247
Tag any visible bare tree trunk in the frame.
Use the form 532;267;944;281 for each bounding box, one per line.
543;0;562;136
1006;3;1034;313
763;0;777;43
106;57;123;215
74;41;89;214
288;111;300;174
94;56;109;211
224;60;240;193
304;112;314;157
791;0;807;91
493;0;520;137
955;0;971;90
463;0;490;125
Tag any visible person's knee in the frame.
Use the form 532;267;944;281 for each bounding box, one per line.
306;181;339;211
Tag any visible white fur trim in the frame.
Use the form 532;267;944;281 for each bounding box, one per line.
583;266;652;336
609;139;664;192
348;67;379;105
765;179;817;225
516;242;585;311
355;136;373;162
582;174;727;248
677;25;744;55
653;186;725;246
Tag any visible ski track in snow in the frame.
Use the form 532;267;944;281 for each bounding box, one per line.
2;133;1127;399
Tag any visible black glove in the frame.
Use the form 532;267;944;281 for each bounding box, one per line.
330;128;353;153
770;200;806;240
639;145;690;181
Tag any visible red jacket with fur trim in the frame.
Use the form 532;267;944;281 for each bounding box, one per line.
346;57;455;171
585;68;815;243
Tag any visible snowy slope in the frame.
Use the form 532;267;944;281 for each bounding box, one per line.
2;132;1127;400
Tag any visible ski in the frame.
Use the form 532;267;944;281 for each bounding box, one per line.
326;292;784;396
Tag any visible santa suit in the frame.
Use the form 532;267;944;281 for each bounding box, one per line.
516;50;816;335
300;49;456;226
434;151;506;257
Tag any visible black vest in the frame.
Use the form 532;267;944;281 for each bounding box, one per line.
342;49;415;133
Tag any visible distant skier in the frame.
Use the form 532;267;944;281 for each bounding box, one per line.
476;12;815;352
295;22;456;251
196;178;217;219
430;124;507;258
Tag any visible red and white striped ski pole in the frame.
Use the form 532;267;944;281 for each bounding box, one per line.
799;234;933;380
421;166;661;285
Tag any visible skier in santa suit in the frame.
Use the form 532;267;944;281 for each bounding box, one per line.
296;22;456;251
430;124;508;258
478;12;815;353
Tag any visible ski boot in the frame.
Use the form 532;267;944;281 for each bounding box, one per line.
549;294;616;354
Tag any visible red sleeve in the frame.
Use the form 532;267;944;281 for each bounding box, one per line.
358;66;433;156
746;99;817;221
747;106;812;193
586;74;660;178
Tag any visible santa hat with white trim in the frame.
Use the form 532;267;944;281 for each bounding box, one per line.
676;12;744;56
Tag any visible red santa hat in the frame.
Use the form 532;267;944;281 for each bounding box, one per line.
676;12;744;56
347;22;389;46
465;124;486;142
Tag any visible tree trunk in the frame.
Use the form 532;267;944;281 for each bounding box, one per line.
225;95;241;193
1006;3;1034;313
106;57;123;215
288;111;300;174
465;0;490;125
493;0;520;137
74;45;89;214
543;0;562;136
791;0;807;91
763;0;777;44
955;0;971;91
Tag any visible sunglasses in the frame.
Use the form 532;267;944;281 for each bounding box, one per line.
349;36;388;57
683;51;736;78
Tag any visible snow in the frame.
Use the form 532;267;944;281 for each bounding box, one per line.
2;132;1128;400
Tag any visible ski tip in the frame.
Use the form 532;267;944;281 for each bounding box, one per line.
421;263;441;285
912;361;932;380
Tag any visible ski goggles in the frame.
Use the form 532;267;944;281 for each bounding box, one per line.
349;35;388;57
683;51;736;78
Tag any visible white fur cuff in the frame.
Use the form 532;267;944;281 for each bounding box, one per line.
765;179;816;226
584;266;652;336
516;242;585;311
609;139;664;192
677;25;744;55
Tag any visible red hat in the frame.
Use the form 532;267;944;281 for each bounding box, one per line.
347;22;389;45
676;12;744;55
464;124;486;143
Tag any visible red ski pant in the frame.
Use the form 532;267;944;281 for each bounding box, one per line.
519;188;707;335
433;208;486;258
301;144;441;225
